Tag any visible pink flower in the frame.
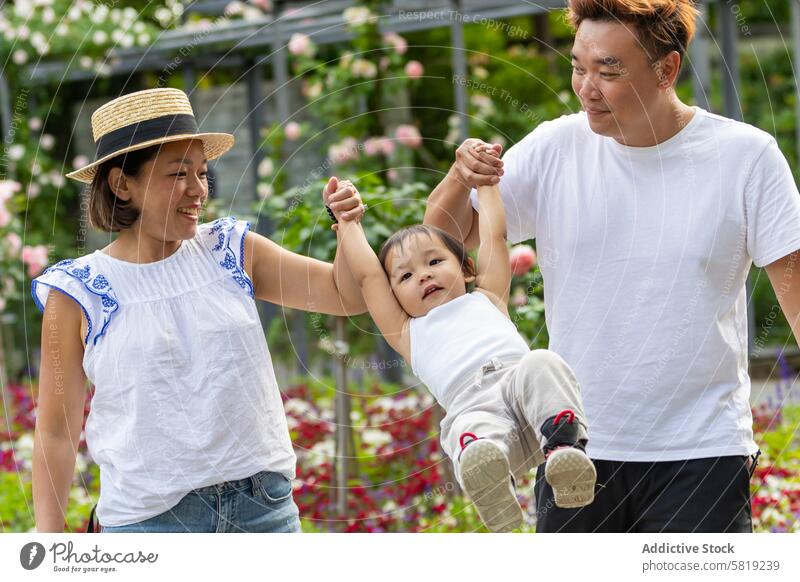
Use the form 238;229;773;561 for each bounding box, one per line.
72;155;90;170
511;287;528;307
394;125;422;149
0;206;10;228
328;137;359;164
404;60;424;79
0;180;21;204
5;232;21;257
381;138;395;156
22;244;48;278
383;32;408;55
284;121;301;141
363;138;380;157
288;33;315;57
387;169;399;182
509;245;537;276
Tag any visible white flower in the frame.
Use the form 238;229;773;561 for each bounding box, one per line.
12;50;28;65
79;56;93;69
257;182;273;200
361;429;392;448
40;134;54;150
137;33;150;45
224;1;244;17
351;58;377;79
8;144;24;160
27;183;41;199
343;6;375;27
18;25;30;41
15;433;35;460
284;397;313;417
56;23;68;37
28;117;42;131
50;172;65;188
257;158;274;177
93;30;107;45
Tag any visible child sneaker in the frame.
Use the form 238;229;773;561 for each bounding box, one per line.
540;410;597;509
458;433;523;532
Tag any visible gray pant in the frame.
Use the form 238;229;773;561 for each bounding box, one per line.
440;349;588;486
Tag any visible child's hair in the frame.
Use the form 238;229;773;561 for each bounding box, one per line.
566;0;700;65
378;224;476;281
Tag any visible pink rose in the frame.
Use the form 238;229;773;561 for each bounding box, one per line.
5;232;21;257
288;33;315;58
284;121;301;141
0;206;10;228
383;32;408;55
0;180;21;203
364;137;383;157
404;60;424;79
380;137;395;156
394;125;422;149
328;137;359;163
509;245;537;276
22;244;49;278
511;287;528;307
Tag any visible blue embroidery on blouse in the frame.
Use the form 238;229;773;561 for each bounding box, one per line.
206;217;255;298
37;258;120;346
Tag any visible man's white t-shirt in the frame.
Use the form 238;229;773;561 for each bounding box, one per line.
471;107;800;462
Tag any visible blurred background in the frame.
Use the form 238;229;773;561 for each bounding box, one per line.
0;0;798;532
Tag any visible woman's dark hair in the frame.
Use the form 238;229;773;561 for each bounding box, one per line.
377;224;476;281
88;145;161;232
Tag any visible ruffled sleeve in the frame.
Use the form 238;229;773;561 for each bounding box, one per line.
31;258;120;346
199;216;254;298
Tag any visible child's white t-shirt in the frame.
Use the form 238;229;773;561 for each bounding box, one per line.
471;107;800;462
409;291;529;405
32;217;296;526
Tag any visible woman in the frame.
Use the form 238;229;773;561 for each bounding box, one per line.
31;88;366;532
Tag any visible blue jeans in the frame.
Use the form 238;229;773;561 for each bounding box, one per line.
101;471;301;533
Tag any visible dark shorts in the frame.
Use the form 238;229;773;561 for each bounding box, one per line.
534;453;760;533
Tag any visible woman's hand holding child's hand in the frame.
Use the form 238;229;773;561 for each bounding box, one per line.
322;176;366;231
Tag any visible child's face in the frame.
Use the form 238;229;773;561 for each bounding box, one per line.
385;233;474;317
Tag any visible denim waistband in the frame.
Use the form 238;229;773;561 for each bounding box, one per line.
191;471;267;495
440;354;525;410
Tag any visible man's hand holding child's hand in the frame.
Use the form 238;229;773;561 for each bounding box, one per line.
322;176;366;231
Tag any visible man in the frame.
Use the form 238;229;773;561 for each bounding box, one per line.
424;0;800;532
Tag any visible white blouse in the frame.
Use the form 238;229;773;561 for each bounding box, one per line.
32;216;296;527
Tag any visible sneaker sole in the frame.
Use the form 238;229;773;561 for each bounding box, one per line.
545;448;597;509
459;440;523;532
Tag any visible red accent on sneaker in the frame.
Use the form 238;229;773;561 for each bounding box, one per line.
459;432;478;450
553;409;575;425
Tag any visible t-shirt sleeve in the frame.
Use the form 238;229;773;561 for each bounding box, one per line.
469;132;540;244
31;259;119;346
200;216;255;297
745;139;800;267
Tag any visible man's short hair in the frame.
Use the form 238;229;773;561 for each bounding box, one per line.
567;0;700;65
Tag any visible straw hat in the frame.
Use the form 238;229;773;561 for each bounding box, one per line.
66;88;235;184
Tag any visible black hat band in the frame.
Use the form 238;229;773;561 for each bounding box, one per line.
95;113;198;159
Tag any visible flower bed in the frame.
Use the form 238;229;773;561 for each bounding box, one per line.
2;378;798;532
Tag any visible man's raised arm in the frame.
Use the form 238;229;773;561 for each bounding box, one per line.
423;139;503;251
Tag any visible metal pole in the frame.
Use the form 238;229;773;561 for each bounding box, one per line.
0;71;11;150
718;0;742;121
791;0;800;166
718;1;755;354
450;0;469;143
689;1;711;110
334;316;349;519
